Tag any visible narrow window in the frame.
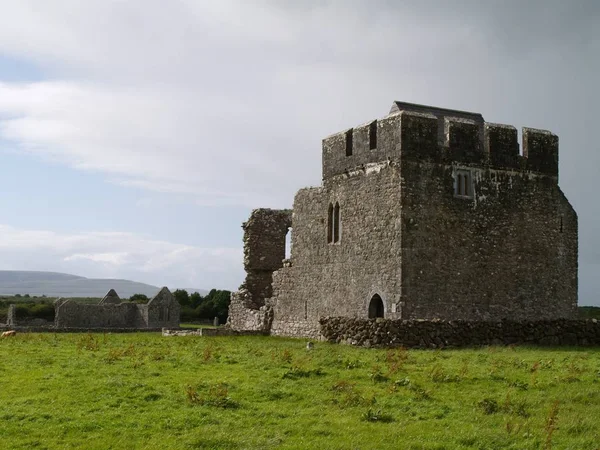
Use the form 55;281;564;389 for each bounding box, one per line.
369;120;377;150
285;228;292;258
327;203;333;243
345;129;353;157
333;202;340;243
304;301;308;320
455;170;473;199
560;216;563;233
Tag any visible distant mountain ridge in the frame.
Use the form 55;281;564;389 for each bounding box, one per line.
0;271;207;298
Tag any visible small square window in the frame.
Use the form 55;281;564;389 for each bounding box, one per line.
454;170;473;199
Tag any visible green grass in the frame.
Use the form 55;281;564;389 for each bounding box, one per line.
579;306;600;319
179;323;217;329
1;334;599;449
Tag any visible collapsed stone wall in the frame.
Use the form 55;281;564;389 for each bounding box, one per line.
54;287;180;329
320;317;600;348
227;208;292;332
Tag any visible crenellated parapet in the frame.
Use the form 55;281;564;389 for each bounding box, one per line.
322;102;559;180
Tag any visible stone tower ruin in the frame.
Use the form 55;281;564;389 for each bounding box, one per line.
228;101;578;338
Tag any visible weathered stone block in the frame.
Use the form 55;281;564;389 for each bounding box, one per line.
523;127;558;176
445;117;483;163
399;111;439;160
485;123;519;169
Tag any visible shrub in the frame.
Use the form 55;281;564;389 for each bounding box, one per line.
180;306;198;322
129;294;149;304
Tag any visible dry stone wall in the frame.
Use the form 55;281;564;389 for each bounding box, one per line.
321;317;600;348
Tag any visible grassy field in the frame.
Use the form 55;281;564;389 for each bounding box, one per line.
0;334;599;450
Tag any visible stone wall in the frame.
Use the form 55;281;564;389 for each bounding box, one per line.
6;304;15;326
54;287;180;329
55;301;145;328
398;115;577;320
269;161;404;338
228;101;578;339
227;289;273;332
146;287;181;328
227;209;291;332
320;317;600;348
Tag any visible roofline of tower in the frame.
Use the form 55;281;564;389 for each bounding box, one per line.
390;101;484;121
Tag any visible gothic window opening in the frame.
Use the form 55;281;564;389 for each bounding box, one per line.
327;203;333;243
333;202;340;243
368;294;384;319
345;128;353;156
369;120;377;150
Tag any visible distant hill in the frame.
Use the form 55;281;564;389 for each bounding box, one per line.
0;271;207;299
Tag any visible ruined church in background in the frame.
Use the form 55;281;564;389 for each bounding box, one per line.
227;101;578;338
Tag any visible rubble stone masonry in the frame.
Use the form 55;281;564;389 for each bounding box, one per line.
229;101;578;341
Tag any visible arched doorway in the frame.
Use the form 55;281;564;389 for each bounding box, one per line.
368;294;384;319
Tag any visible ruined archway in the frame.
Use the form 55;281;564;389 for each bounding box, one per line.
368;294;384;319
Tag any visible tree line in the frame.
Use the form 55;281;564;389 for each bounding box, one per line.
130;289;231;323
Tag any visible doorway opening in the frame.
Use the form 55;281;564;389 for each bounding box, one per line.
368;294;384;319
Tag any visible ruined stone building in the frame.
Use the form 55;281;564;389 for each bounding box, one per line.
228;101;578;338
54;287;180;328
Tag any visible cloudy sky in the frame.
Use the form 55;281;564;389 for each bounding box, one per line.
0;0;598;303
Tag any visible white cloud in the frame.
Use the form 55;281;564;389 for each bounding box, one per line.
0;224;242;289
0;0;507;208
64;252;131;265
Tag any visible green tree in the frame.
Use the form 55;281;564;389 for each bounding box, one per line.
195;289;231;323
173;289;190;306
189;292;203;309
